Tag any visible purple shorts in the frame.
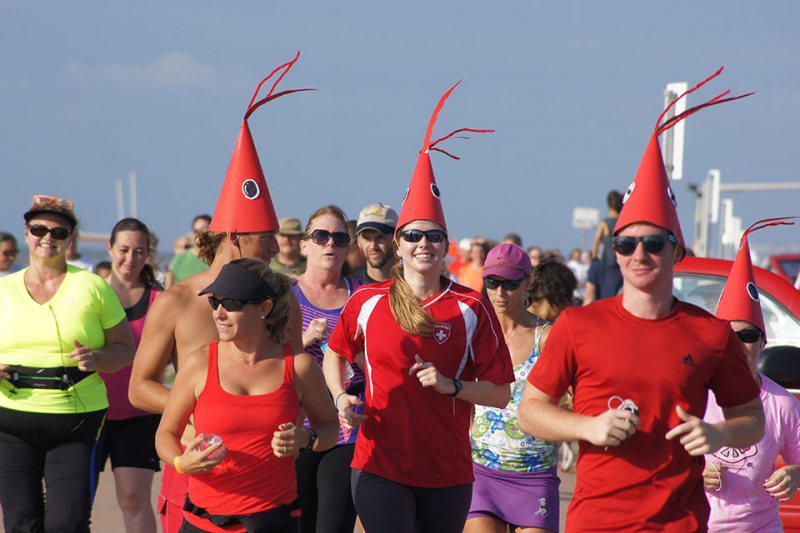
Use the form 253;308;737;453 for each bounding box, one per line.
467;462;560;531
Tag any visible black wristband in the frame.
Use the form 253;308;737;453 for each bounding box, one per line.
449;378;463;397
301;427;318;451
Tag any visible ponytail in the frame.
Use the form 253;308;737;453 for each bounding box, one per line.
388;261;434;337
140;264;164;291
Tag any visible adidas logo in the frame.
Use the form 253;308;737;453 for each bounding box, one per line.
682;354;696;367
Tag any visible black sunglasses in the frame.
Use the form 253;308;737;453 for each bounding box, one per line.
399;229;448;244
2;250;18;258
484;277;524;291
306;229;351;248
28;224;71;241
612;234;677;256
735;328;762;344
207;296;262;312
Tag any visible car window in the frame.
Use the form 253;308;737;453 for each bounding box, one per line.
674;273;800;347
778;259;800;280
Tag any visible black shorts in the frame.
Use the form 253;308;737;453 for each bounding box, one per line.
99;414;161;471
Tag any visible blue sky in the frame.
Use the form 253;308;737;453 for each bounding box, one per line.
2;1;799;262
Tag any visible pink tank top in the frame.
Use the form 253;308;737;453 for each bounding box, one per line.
187;342;300;527
100;286;159;420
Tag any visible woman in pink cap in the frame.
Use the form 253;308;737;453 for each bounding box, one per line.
466;243;560;533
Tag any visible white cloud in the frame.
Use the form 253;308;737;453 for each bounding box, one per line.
66;52;238;90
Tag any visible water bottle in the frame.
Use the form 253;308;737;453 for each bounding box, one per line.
197;434;224;460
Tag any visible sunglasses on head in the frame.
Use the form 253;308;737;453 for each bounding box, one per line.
207;296;263;312
612;234;677;256
484;277;523;291
306;229;351;248
735;328;762;344
399;229;448;244
28;224;71;241
32;195;75;211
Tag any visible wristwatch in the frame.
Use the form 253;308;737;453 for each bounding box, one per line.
449;378;463;397
301;427;318;452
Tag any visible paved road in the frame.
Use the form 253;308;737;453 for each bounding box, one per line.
2;467;576;531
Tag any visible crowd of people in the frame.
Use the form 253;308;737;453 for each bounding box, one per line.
1;59;798;533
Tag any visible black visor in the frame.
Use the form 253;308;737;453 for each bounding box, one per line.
199;263;277;302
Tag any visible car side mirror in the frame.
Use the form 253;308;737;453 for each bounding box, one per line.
758;345;800;390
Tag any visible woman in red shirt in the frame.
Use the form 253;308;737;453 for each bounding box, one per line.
323;81;514;533
156;259;338;533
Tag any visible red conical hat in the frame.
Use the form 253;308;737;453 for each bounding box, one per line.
210;52;313;234
396;80;493;233
717;217;797;340
616;67;753;255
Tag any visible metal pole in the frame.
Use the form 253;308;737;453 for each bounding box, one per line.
720;182;800;192
115;179;125;220
128;171;138;218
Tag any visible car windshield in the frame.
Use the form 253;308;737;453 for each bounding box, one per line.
673;273;800;347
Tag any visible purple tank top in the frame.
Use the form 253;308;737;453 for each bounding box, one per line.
292;277;364;445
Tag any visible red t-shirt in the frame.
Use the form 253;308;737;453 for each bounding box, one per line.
185;343;300;532
328;279;514;488
528;296;760;532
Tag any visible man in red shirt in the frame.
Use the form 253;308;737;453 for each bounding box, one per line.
518;69;765;532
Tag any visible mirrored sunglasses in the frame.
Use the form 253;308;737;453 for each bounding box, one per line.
28;224;71;241
484;277;523;291
735;328;762;344
399;229;448;244
306;229;351;248
612;234;677;256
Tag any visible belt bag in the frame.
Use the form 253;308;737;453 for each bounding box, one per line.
184;495;300;530
7;365;95;390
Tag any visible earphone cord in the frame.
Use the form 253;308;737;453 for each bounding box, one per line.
710;462;723;492
48;304;87;428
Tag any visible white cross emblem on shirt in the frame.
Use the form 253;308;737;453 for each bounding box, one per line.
433;322;451;344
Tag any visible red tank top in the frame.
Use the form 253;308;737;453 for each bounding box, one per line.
186;342;300;530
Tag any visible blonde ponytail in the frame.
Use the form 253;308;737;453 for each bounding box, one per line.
389;261;434;337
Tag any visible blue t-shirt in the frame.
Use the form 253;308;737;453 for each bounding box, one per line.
588;260;622;300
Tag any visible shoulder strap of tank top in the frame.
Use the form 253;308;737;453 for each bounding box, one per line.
283;343;295;386
518;316;549;380
203;341;221;394
147;285;159;306
346;276;362;295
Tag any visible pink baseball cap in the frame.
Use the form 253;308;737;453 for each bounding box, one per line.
483;243;531;280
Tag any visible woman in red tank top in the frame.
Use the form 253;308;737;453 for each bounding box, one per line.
156;259;339;533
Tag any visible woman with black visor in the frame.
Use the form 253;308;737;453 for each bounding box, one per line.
156;258;338;533
0;195;134;532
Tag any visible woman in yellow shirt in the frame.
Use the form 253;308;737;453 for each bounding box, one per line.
0;195;134;532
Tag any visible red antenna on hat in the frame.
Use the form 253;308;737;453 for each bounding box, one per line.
741;216;798;243
421;80;494;160
655;67;754;136
244;51;315;120
210;53;313;235
717;215;797;337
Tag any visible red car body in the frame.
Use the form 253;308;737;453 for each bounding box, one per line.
675;256;800;530
766;253;800;285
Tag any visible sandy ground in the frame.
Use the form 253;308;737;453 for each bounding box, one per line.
1;466;576;531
